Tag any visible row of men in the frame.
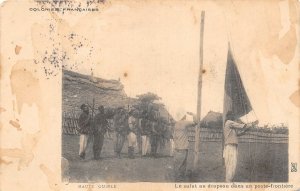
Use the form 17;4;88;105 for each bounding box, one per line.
77;104;174;160
77;103;258;182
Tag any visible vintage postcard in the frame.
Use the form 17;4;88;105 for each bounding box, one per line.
0;0;299;190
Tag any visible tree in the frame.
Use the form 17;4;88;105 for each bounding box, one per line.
136;92;161;103
132;93;161;120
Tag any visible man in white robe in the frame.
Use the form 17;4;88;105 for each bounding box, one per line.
223;112;258;182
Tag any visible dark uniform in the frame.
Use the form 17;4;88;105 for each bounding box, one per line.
114;109;128;158
93;106;108;160
140;115;152;156
150;121;159;157
149;111;161;157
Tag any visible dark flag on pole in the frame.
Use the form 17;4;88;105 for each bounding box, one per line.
223;45;252;123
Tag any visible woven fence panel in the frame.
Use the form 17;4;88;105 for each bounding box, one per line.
187;128;288;144
62;112;79;135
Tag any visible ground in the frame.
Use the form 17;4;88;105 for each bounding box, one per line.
62;134;288;183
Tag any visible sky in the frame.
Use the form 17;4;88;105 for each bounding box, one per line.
58;0;298;125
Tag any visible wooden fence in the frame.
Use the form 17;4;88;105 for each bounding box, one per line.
62;113;288;144
63;112;80;135
187;128;288;144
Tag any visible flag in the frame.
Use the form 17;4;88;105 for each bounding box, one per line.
223;46;252;123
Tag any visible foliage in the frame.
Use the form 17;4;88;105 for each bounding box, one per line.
249;123;288;134
134;92;161;115
136;92;161;103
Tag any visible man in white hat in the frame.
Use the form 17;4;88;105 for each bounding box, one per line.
173;112;197;181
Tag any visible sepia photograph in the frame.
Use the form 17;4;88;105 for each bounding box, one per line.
60;8;290;183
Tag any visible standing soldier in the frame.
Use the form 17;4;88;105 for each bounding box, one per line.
141;111;152;157
223;111;257;182
149;108;161;158
165;119;175;157
135;109;143;155
114;107;128;158
127;109;138;159
104;107;115;140
93;106;108;160
173;113;197;181
78;104;92;159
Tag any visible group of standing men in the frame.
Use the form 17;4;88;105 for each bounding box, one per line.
77;103;258;182
171;111;258;182
77;103;174;160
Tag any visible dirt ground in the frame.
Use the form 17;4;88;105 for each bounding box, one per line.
62;134;288;182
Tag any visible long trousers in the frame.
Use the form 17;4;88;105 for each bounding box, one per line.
93;132;105;159
115;133;125;155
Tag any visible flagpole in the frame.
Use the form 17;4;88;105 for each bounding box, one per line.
193;11;205;171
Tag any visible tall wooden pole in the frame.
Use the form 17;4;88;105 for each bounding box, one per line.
193;11;205;170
